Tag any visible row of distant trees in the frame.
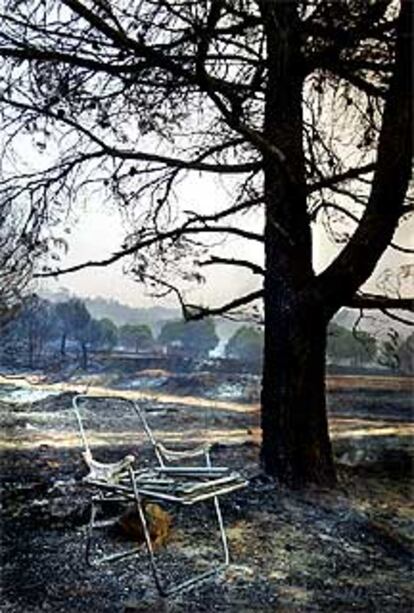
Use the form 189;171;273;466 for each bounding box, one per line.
0;296;118;369
225;324;413;374
0;295;219;369
1;295;412;373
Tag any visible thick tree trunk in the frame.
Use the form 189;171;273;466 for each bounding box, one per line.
259;0;336;486
261;298;336;487
259;0;411;487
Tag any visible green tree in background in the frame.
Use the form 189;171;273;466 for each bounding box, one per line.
58;299;91;369
55;300;77;357
378;329;401;372
226;326;264;363
327;324;377;366
18;296;57;368
0;295;57;367
397;332;414;374
159;319;218;357
119;324;154;353
95;318;118;351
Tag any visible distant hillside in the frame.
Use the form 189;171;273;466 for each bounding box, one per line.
41;290;411;341
83;297;179;333
84;297;248;340
41;290;179;334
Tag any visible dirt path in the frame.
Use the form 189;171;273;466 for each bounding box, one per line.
0;374;257;414
1;375;413;453
326;374;413;392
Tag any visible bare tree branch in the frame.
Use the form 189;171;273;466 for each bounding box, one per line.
311;202;414;254
317;1;413;308
0;45;146;75
346;293;414;311
307;162;376;194
199;256;264;275
34;224;263;278
186;289;264;320
1;96;260;174
379;309;414;326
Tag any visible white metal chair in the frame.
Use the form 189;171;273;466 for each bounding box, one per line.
72;394;248;596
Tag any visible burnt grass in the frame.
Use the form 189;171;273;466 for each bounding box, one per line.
1;380;413;612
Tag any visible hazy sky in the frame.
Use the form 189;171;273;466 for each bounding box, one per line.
40;174;413;310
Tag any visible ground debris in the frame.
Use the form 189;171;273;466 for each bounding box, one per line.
117;503;172;548
1;379;413;611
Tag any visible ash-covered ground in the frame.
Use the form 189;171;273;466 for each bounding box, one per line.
0;372;413;612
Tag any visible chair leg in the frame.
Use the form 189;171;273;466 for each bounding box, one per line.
129;467;167;596
85;500;98;566
213;495;230;567
85;496;143;567
128;468;230;597
206;450;230;566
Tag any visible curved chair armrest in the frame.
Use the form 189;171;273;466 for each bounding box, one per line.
156;442;211;462
82;450;136;484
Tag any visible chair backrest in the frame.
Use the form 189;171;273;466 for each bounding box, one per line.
129;399;167;467
72;395;140;457
72;394;165;466
73;394;212;468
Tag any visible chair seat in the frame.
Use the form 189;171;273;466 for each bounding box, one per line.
85;467;248;505
153;465;231;476
133;469;248;505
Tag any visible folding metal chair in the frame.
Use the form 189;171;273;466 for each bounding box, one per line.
73;394;248;596
73;395;142;567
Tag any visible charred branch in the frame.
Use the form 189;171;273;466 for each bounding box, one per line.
311;202;414;254
307;163;376;194
185;289;263;321
199;256;264;275
317;1;413;308
35;224;263;278
346;293;414;312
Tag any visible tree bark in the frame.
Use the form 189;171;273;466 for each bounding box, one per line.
259;0;336;487
261;300;336;487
